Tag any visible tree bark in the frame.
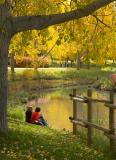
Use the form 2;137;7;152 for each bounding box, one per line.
10;53;15;81
77;52;81;70
86;49;90;69
0;33;9;132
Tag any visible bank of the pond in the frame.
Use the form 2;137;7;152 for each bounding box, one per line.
8;67;116;89
0;120;108;160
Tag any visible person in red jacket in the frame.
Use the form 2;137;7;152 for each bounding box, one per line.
31;107;48;126
31;107;40;124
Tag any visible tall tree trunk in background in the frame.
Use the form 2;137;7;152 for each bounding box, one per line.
50;56;54;66
10;53;15;81
0;33;9;132
71;60;73;67
77;52;81;70
105;60;107;66
86;49;90;69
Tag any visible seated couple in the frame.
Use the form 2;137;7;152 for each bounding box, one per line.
25;106;47;126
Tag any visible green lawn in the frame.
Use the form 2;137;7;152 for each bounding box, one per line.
0;120;108;160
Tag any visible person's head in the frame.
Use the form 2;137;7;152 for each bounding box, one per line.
35;107;41;112
27;106;33;112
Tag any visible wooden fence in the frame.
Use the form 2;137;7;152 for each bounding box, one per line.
69;88;116;152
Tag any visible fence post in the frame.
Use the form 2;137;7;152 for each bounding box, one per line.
109;91;115;152
87;88;93;145
73;89;77;134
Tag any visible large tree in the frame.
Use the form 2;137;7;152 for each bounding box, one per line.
0;0;114;132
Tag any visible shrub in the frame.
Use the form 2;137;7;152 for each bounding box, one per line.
36;58;50;68
15;56;32;67
15;56;50;68
111;73;116;87
7;106;25;121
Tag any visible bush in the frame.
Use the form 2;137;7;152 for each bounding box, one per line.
34;58;50;68
111;73;116;87
15;56;32;67
7;106;25;121
15;56;50;68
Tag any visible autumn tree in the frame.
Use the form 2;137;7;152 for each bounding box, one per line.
0;0;114;132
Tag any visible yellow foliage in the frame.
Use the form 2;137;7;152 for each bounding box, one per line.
0;0;4;4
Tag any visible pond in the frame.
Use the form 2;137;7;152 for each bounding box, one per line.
28;86;116;133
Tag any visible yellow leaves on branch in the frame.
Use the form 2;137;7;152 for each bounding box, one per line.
0;0;5;4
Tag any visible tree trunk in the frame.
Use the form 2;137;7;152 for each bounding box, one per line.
71;60;73;67
0;33;9;132
86;49;90;69
50;56;54;66
77;52;81;70
10;53;15;81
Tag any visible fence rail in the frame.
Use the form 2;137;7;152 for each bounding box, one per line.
69;88;116;152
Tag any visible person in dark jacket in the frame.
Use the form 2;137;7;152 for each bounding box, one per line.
25;106;33;123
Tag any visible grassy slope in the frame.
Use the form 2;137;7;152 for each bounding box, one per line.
0;121;107;160
6;66;116;160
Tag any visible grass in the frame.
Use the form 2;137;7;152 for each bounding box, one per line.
8;67;115;81
0;121;108;160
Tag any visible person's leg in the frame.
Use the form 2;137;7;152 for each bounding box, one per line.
33;120;42;125
39;116;48;126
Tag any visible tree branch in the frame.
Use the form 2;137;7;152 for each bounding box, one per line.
11;0;114;35
38;38;58;62
4;0;12;7
92;15;111;29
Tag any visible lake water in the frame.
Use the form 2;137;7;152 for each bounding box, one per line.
28;86;116;134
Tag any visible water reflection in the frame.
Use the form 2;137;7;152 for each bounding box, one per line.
28;87;116;132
